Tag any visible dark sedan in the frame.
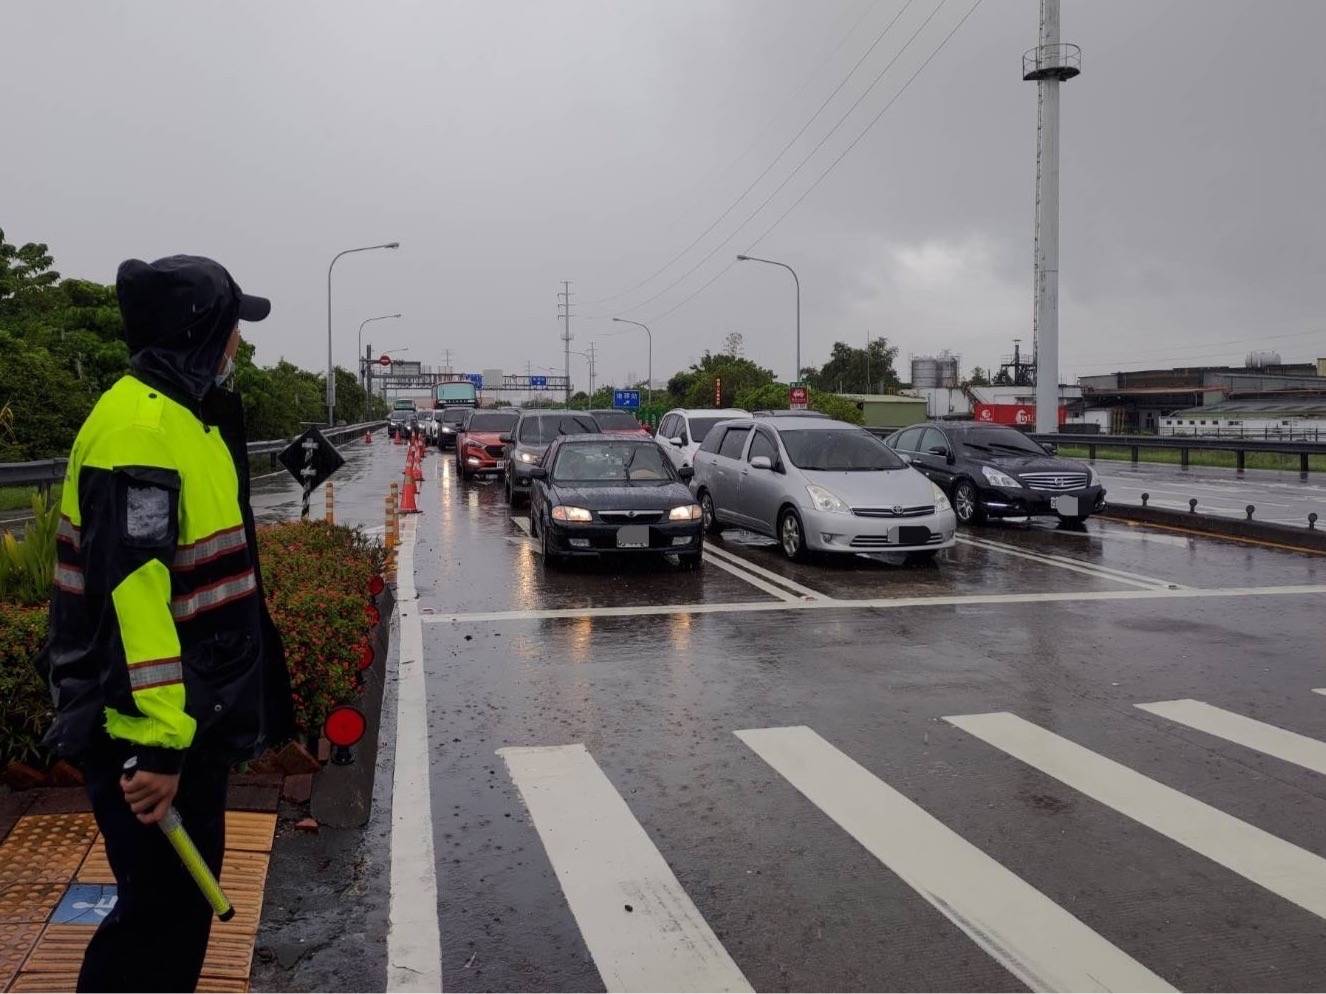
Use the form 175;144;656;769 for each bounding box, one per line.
885;422;1105;525
501;410;600;506
528;435;703;568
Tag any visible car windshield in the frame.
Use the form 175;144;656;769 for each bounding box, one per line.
442;409;468;425
959;428;1046;455
467;413;517;432
388;411;410;421
552;442;673;483
592;412;641;430
687;417;728;442
520;414;599;444
779;429;907;471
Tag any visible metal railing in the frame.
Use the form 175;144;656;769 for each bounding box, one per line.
0;421;387;493
1031;432;1326;474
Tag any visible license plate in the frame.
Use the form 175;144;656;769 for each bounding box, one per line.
1052;495;1079;516
616;525;650;549
891;525;932;546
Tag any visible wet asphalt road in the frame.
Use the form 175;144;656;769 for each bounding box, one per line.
260;435;1326;992
1093;460;1326;528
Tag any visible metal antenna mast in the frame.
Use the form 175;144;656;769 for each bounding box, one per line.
1024;0;1080;433
557;281;574;405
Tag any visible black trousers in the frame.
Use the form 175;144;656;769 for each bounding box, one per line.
77;745;229;994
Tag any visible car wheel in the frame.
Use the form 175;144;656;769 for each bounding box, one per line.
778;507;809;562
504;474;514;504
541;517;562;569
699;490;723;536
952;479;983;525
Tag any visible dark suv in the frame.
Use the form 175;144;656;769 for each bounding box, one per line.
884;422;1105;525
501;410;600;506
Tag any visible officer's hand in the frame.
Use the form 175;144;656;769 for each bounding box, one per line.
121;771;180;825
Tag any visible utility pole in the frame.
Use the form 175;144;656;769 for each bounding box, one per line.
1024;0;1080;433
441;348;453;376
557;281;574;405
587;342;597;398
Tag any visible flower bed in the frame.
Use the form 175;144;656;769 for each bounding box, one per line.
1;519;386;774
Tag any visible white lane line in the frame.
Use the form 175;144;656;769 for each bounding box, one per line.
961;535;1184;590
1314;689;1326;697
1137;699;1326;775
510;515;531;535
498;744;752;994
946;711;1326;922
955;536;1171;590
703;541;831;600
702;551;797;602
387;517;444;992
421;583;1326;625
736;726;1173;994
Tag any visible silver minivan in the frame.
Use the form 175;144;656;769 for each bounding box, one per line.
691;415;957;561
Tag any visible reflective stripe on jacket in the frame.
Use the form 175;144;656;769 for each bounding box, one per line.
39;373;292;773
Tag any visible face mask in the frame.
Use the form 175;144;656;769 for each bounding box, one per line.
215;353;235;388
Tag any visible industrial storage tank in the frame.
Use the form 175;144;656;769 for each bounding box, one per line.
910;353;961;388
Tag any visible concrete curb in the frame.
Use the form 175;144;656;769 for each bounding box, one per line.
1100;502;1326;554
309;584;396;829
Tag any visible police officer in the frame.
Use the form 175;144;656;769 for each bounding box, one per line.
38;255;293;993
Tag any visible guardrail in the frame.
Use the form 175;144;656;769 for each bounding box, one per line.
1030;432;1326;474
0;421;387;493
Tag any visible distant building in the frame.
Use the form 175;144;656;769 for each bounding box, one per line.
1160;396;1326;440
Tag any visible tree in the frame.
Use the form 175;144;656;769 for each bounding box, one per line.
0;229;60;311
801;339;900;395
677;351;776;408
732;382;863;425
966;366;991;387
722;332;745;358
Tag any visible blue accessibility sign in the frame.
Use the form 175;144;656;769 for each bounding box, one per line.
463;373;483;388
530;375;548;388
613;389;641;410
52;883;118;925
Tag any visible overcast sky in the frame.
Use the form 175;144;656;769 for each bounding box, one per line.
4;0;1324;390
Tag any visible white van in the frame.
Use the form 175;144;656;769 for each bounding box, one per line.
656;408;750;469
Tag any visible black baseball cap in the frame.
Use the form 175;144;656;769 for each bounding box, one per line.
116;255;270;355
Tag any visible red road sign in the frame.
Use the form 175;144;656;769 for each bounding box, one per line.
378;355;392;366
789;385;809;410
972;403;1066;426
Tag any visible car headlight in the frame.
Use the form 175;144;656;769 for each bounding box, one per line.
441;426;455;433
805;484;850;514
1088;466;1100;486
551;505;592;523
669;504;702;521
518;451;537;463
981;465;1020;488
931;483;951;512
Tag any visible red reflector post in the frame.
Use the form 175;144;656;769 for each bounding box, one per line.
323;705;367;748
357;642;375;671
369;575;386;596
365;603;381;626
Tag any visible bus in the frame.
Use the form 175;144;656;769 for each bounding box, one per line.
434;380;478;409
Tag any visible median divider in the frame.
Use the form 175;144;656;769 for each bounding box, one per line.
1100;501;1326;554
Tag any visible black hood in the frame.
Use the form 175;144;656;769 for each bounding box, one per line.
117;255;270;402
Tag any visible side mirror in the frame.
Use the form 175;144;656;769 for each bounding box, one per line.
899;452;913;464
668;436;685;447
927;445;949;457
749;455;773;471
528;466;547;480
499;433;514;444
678;466;695;482
1043;442;1058;455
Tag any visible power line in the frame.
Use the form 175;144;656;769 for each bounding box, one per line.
583;0;921;313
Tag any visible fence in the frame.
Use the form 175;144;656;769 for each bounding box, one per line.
1029;432;1326;474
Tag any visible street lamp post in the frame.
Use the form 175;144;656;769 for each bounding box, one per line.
327;242;400;427
358;313;403;389
611;317;652;405
736;254;800;382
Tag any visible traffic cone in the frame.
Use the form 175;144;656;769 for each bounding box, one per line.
412;458;424;483
399;476;421;514
393;431;403;446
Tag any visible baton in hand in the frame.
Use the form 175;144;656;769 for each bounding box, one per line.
122;758;235;921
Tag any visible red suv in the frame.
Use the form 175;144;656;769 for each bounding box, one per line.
455;409;519;480
588;409;652;437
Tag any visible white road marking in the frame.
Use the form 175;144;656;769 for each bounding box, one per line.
498;744;752;994
1314;689;1326;697
960;534;1184;589
701;551;798;602
956;536;1174;590
510;515;531;535
704;541;831;600
1137;699;1326;775
387;517;444;992
420;583;1326;625
737;726;1173;994
947;711;1326;922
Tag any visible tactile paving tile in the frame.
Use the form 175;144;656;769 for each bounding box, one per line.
0;816;96;852
0;846;87;889
6;969;79;992
0;884;65;925
74;840;113;885
0;923;44;990
196;975;250;993
213;851;269;933
21;925;93;973
199;928;256;981
223;812;276;853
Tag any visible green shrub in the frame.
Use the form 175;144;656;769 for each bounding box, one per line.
0;603;54;767
0;494;59;605
732;383;864;425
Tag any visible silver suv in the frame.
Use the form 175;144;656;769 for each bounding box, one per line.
690;415;957;561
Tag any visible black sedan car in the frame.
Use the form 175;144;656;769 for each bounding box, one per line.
528;435;703;568
884;422;1105;525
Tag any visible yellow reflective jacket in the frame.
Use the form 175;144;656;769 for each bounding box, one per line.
39;372;292;773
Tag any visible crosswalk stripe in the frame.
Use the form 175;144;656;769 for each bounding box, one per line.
946;711;1326;922
1137;699;1326;775
735;726;1173;993
498;744;752;994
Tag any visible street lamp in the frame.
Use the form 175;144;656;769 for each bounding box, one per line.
737;253;800;382
327;242;400;426
611;317;652;405
358;313;403;389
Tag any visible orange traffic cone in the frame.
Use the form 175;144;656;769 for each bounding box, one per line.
393;431;403;446
399;477;421;514
412;458;424;483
